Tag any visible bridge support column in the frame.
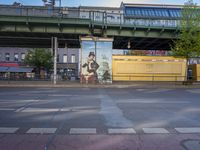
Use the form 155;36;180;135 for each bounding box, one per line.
51;37;58;85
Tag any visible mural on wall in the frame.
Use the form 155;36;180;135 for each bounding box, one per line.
96;41;112;83
80;37;113;84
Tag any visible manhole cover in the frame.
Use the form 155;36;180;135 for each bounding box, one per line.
182;139;200;150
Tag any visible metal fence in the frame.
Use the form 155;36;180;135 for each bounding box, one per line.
0;5;180;28
0;74;198;84
0;73;78;81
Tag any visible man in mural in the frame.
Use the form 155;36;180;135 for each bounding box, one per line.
82;52;99;84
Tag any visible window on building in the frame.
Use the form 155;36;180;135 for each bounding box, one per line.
0;53;2;61
71;54;75;63
21;53;25;61
14;53;19;62
5;53;10;61
169;9;181;18
57;54;59;62
63;54;68;63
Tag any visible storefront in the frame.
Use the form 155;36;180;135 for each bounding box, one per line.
57;63;78;80
0;66;33;80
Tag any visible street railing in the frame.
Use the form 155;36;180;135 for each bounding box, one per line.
0;74;200;85
0;5;180;28
0;73;78;81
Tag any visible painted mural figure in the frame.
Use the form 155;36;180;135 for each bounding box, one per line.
82;52;99;84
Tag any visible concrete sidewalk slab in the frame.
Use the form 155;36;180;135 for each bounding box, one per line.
0;134;200;150
1;79;200;88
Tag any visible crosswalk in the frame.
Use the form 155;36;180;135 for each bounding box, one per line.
0;127;200;134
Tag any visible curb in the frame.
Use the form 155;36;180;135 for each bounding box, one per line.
1;84;200;88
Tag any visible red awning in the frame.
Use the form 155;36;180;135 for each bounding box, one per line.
0;63;19;67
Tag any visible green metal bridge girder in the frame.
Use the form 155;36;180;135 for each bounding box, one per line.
0;15;179;39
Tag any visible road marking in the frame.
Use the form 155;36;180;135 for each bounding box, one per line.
175;128;200;133
0;100;39;104
15;107;26;112
136;89;146;92
17;108;71;113
48;94;79;97
0;127;19;133
27;128;57;134
116;99;189;104
187;89;200;94
60;108;72;112
21;108;60;112
0;108;15;111
143;128;169;134
108;128;136;134
69;128;96;134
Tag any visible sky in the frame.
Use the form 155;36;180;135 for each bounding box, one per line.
0;0;199;7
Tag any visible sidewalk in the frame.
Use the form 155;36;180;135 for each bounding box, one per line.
1;80;200;88
0;134;199;150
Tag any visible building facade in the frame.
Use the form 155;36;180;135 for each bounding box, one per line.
0;47;80;80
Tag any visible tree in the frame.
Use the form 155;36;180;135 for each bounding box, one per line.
171;0;200;79
24;48;53;74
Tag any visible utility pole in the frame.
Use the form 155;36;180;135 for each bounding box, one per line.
51;37;58;85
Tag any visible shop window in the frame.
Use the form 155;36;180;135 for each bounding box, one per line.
14;53;19;62
21;53;25;61
63;54;68;63
71;54;75;63
57;54;59;62
5;53;10;61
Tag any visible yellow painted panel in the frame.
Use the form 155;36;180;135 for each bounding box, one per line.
190;64;200;81
112;56;187;81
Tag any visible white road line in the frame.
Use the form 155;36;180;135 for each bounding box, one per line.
17;108;71;113
108;128;136;134
0;127;19;134
0;100;39;104
15;107;26;112
21;108;60;113
48;94;79;97
136;89;146;92
0;108;15;111
27;128;57;134
69;128;96;134
143;128;169;134
187;89;200;94
116;99;189;104
60;108;71;112
175;128;200;133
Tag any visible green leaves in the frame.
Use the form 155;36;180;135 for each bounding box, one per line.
24;48;53;71
171;2;200;59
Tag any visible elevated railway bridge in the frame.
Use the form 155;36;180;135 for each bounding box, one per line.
0;4;184;50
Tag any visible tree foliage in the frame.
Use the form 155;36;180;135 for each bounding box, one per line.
171;1;200;59
24;48;53;71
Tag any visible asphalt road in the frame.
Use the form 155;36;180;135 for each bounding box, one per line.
0;87;200;150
